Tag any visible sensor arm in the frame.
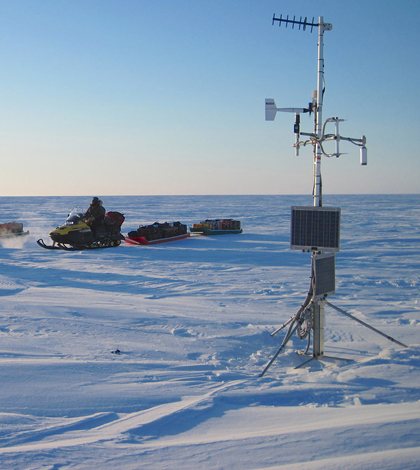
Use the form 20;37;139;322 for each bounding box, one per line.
292;118;367;160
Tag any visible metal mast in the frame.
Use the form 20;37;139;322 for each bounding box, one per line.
312;18;333;357
261;14;379;376
313;17;332;208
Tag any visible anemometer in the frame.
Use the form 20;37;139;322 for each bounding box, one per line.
260;15;406;376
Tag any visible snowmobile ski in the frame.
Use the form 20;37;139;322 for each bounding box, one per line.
37;238;122;251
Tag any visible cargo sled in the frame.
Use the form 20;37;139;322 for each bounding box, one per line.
190;219;242;235
0;222;29;239
125;221;190;245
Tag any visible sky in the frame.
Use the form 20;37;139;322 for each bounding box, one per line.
0;0;419;197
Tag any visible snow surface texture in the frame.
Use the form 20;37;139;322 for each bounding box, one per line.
0;194;419;470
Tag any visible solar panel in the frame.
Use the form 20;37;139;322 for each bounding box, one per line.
290;206;341;252
313;253;336;298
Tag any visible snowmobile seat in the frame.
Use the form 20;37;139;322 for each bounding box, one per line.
105;212;125;227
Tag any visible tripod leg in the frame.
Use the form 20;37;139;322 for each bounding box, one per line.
295;356;317;369
260;320;299;377
272;291;313;337
271;315;295;337
261;292;315;376
326;302;408;348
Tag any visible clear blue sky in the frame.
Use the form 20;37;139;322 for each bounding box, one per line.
0;0;419;196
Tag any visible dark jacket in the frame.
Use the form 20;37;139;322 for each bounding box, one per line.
85;201;105;227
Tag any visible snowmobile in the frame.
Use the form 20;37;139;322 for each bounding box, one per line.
37;208;125;250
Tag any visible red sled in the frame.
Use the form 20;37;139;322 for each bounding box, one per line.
125;232;190;245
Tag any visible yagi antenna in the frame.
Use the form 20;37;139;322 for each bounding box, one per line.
272;14;317;33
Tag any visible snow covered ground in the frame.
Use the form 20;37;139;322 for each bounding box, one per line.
0;194;419;469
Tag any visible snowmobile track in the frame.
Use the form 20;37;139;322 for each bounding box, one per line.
36;239;121;251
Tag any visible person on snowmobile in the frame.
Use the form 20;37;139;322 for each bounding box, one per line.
84;197;106;237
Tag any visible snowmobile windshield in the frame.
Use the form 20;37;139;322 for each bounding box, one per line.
65;208;85;225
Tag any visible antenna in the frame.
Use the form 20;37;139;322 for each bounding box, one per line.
272;14;319;33
260;14;405;377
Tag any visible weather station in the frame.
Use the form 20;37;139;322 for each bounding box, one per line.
260;15;407;376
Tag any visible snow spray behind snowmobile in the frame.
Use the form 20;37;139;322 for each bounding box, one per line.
37;208;125;250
